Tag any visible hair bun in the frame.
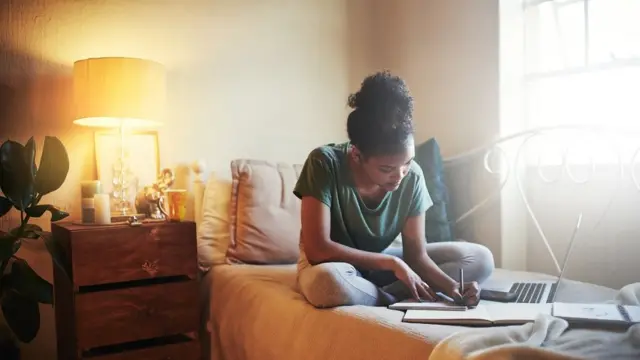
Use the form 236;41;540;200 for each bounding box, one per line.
347;92;360;109
347;70;413;114
346;71;415;156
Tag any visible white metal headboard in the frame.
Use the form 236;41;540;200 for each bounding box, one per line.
442;124;640;274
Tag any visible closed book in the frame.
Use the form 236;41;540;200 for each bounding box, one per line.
553;302;640;327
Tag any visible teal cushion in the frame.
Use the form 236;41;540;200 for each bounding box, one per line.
414;138;455;243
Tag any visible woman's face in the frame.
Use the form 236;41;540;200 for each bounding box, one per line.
357;144;415;192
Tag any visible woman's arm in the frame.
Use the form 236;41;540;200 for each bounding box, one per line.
301;196;399;271
401;213;458;292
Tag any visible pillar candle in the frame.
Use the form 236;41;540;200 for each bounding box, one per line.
81;180;101;198
81;198;95;224
81;181;102;223
94;194;111;225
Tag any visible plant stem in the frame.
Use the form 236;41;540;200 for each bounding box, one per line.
16;193;40;238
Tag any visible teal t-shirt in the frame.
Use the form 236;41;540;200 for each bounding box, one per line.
293;142;433;254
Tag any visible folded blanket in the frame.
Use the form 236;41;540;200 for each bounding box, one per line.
429;283;640;360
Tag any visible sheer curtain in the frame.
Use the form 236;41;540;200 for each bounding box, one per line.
522;0;640;164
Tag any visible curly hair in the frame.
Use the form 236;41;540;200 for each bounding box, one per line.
346;70;415;157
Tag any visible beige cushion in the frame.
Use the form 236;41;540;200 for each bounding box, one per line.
226;159;303;265
197;174;233;271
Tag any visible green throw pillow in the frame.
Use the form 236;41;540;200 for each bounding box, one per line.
414;138;456;243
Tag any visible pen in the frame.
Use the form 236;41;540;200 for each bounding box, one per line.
459;268;464;298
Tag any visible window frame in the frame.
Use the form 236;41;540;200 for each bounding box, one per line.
523;0;640;80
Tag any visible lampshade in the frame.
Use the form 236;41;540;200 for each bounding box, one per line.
73;57;166;128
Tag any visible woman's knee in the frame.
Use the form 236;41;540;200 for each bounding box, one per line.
463;242;495;284
297;262;362;308
430;241;495;283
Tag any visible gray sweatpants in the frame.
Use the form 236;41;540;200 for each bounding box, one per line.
296;241;495;308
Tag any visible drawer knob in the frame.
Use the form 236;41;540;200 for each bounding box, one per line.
148;227;161;241
142;260;159;276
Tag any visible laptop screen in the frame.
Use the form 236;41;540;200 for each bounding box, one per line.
550;213;583;303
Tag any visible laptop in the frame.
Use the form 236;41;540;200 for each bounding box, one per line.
483;213;582;304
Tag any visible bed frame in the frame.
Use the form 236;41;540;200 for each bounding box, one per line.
440;124;640;277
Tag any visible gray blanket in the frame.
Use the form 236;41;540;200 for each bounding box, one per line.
428;283;640;360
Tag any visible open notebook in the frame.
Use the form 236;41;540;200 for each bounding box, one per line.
402;302;640;327
402;303;552;326
389;301;467;311
553;302;640;326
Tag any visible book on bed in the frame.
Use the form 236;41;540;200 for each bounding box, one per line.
389;300;467;311
552;302;640;326
402;303;552;326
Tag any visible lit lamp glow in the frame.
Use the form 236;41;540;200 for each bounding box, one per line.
73;57;166;217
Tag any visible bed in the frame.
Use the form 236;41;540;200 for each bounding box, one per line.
202;264;628;360
192;126;640;360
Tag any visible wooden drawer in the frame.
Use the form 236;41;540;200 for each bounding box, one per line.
52;221;201;360
75;280;199;349
85;338;200;360
61;222;197;286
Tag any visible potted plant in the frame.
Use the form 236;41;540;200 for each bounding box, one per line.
0;136;70;356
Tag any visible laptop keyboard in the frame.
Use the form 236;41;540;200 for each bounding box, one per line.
509;282;558;303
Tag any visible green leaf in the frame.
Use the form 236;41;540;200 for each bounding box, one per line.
25;204;49;217
34;137;69;196
0;233;20;263
23;224;43;233
0;140;34;210
8;258;53;305
9;224;43;239
24;137;37;180
21;231;41;239
25;204;68;222
50;208;69;222
0;196;12;217
12;238;22;254
43;234;68;279
1;289;41;343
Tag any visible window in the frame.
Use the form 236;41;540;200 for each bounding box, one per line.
521;0;640;163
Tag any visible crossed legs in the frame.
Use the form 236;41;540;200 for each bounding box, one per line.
297;242;495;308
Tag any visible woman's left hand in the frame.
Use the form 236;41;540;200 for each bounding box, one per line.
449;281;480;306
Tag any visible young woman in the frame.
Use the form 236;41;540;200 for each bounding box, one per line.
293;71;495;308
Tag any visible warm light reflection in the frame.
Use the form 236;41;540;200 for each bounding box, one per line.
9;1;204;68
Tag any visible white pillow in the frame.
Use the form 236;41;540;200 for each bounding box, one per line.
197;174;232;272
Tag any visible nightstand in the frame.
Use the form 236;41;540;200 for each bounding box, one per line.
51;221;200;360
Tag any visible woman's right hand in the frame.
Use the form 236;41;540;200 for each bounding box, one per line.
390;258;436;302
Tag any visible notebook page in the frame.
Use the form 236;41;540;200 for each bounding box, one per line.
623;305;640;323
484;303;552;325
553;303;625;323
403;306;492;325
389;301;467;311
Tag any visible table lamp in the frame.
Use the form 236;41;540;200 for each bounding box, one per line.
72;57;166;217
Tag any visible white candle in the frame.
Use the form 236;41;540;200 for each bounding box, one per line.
94;194;111;225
